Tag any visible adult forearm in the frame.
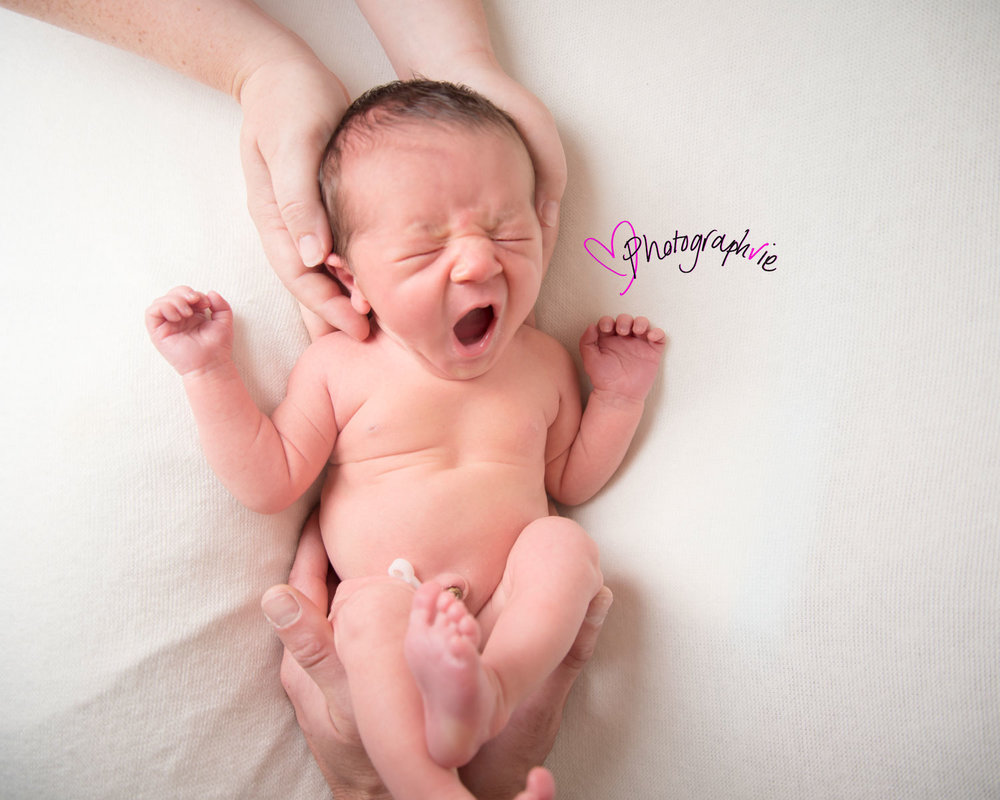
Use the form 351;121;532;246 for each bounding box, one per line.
1;0;311;100
353;0;497;78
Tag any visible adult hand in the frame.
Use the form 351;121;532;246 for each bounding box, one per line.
460;583;613;800
261;513;389;799
262;513;612;799
350;1;567;271
0;1;370;338
238;54;371;340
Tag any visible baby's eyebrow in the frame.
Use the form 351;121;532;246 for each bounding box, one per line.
402;220;448;240
400;206;534;240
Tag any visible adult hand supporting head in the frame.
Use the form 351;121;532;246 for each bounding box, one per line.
237;52;371;340
351;0;568;272
1;0;372;339
263;513;612;799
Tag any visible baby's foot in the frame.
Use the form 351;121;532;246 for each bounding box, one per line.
404;581;499;768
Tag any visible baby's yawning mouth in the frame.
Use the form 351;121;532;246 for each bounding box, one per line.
453;306;495;346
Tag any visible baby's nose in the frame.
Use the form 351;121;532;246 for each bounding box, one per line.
449;237;501;284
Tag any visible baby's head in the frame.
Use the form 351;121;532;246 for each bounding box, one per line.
320;80;544;380
321;80;530;258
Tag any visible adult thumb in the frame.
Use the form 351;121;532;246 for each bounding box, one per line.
262;584;344;686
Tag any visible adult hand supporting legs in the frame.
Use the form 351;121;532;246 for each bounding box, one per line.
262;512;612;799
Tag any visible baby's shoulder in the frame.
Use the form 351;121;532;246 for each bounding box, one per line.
295;329;385;381
512;324;577;376
299;329;359;362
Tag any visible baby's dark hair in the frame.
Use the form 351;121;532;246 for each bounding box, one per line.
320;79;526;257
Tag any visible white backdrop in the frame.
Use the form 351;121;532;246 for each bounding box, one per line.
1;1;997;798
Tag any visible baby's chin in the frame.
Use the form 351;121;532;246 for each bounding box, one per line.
406;329;512;382
421;342;505;382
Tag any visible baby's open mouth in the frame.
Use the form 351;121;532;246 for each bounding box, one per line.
453;305;495;347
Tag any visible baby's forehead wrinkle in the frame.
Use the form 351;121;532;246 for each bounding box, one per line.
401;205;530;241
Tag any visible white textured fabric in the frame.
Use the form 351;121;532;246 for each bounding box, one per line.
1;1;997;798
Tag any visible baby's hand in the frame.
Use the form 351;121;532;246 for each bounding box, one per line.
580;314;666;404
145;287;234;377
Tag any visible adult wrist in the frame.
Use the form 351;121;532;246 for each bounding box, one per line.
418;47;503;90
435;42;498;75
227;20;320;104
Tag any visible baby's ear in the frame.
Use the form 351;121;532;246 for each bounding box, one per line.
326;253;371;316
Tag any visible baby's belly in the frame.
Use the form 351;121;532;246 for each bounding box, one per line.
319;463;549;613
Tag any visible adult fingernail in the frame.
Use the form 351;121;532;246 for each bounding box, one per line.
298;234;324;268
539;200;559;228
586;591;613;625
262;591;301;628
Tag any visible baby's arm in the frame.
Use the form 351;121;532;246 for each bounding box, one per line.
146;286;336;513
545;314;665;506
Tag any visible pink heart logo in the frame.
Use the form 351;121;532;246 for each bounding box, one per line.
584;220;637;295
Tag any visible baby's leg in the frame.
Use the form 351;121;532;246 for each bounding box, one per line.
405;516;602;768
404;580;492;768
332;577;475;800
481;516;604;718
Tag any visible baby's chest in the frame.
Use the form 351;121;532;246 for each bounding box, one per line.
335;373;554;467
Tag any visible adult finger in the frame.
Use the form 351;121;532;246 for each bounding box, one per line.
264;138;332;269
525;105;567;268
501;93;566;269
453;66;566;270
287;509;334;611
263;581;363;750
262;585;335;671
561;585;613;672
288;269;371;341
241;141;369;339
460;586;612;798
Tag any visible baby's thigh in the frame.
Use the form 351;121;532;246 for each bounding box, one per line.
508;515;602;585
331;575;415;655
478;516;602;636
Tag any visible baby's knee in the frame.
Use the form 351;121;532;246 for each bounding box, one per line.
527;516;603;587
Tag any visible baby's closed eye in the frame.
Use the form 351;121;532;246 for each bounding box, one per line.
490;226;537;249
406;247;444;260
393;244;444;269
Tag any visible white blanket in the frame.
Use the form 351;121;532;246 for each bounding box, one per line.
1;1;997;797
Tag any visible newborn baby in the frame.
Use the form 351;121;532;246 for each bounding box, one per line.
147;79;665;800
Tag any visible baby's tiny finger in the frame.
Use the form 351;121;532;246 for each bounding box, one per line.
615;313;633;335
168;285;196;306
188;292;217;315
175;296;197;318
159;300;185;323
206;291;230;309
597;315;615;334
145;301;167;330
579;323;599;348
633;316;650;336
